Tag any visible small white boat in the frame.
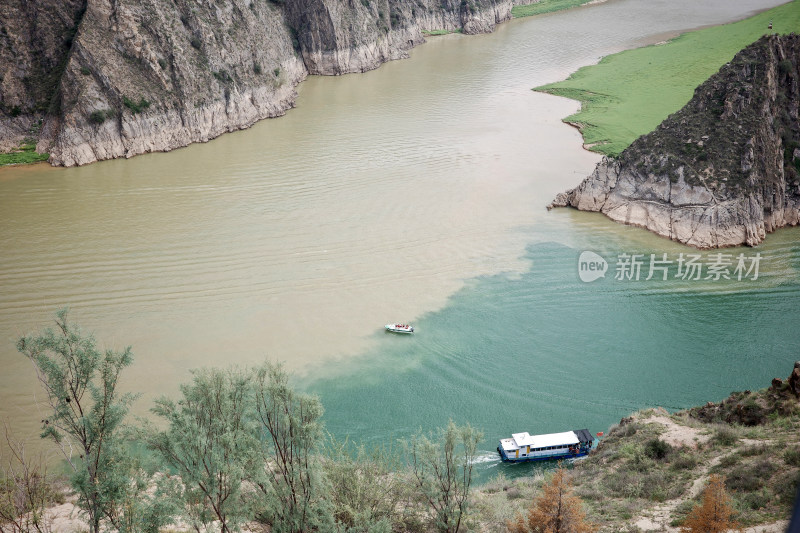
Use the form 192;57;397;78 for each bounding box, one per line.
385;323;414;334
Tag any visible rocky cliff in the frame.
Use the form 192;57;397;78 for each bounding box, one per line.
549;34;800;248
0;0;512;166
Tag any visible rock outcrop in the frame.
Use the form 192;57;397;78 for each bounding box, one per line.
0;0;513;166
549;34;800;248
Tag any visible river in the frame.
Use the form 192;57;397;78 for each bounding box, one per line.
0;0;797;477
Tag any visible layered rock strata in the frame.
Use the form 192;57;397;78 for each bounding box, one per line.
0;0;513;166
550;34;800;248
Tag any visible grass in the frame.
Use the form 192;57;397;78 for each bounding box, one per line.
512;0;594;18
422;28;462;36
534;0;800;156
0;142;49;167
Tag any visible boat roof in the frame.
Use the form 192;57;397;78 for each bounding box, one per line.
572;428;593;444
511;430;579;448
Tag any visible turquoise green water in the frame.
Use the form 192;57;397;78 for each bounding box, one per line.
0;0;796;477
305;217;800;480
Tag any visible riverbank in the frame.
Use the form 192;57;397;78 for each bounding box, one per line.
0;0;607;168
12;362;800;532
548;32;800;248
535;0;800;156
511;0;599;19
470;364;800;532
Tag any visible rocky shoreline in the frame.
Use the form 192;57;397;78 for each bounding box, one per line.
1;0;514;167
549;34;800;249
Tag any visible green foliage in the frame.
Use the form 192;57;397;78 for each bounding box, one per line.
213;70;232;83
0;143;49;166
16;308;136;533
512;0;592;18
122;96;151;114
157;58;167;70
714;426;739;447
404;421;482;533
422;29;462;36
190;37;202;49
80;66;91;75
104;445;181;533
323;436;405;532
149;367;256;533
644;438;673;460
671;453;699;471
725;459;775;493
88;108;116;124
783;445;800;467
534;1;800;156
253;62;262;75
273;67;281;77
251;362;330;533
775;470;800;505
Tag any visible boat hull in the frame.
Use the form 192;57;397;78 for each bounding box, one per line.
385;324;414;334
497;446;589;462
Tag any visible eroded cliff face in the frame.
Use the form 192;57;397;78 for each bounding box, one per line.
0;0;512;166
0;0;86;151
550;34;800;248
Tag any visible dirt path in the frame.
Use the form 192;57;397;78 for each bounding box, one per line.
631;413;786;533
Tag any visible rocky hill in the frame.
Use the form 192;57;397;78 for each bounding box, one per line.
472;362;800;532
549;34;800;248
0;0;512;166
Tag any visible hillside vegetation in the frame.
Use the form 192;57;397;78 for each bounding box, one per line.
470;364;800;532
5;313;799;533
535;0;800;156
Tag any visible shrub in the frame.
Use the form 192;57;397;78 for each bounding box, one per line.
190;37;201;49
740;444;769;457
273;67;280;77
644;438;672;460
212;70;231;83
725;460;775;493
714;426;739;446
671;453;698;471
253;62;262;74
157;58;167;69
80;66;91;75
784;446;800;467
88;108;115;124
122;96;150;114
739;489;770;510
775;470;800;505
717;453;740;468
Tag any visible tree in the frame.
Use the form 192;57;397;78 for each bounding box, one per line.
405;421;482;533
323;436;405;532
251;362;330;533
16;309;135;533
148;367;256;533
508;465;596;533
680;474;741;533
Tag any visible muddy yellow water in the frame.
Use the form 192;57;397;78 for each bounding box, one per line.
0;0;791;452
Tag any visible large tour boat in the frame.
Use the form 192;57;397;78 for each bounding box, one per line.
497;429;594;462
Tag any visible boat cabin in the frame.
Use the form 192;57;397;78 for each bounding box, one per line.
497;428;594;462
